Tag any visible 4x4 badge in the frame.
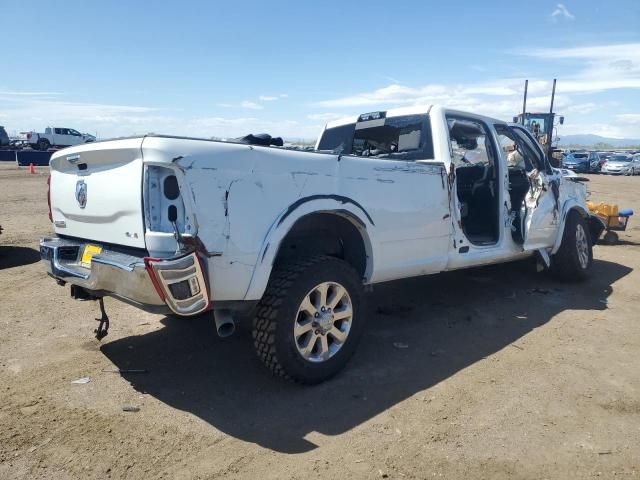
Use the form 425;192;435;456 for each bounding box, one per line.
75;180;87;208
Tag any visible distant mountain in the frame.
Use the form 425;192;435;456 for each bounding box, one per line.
557;134;640;148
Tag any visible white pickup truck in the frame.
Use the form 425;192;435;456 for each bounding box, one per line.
21;127;96;150
40;106;605;383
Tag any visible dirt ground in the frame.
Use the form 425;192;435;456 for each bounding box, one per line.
0;163;639;479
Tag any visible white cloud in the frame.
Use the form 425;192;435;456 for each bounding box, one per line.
310;42;637;113
550;3;575;21
240;100;263;110
564;103;598;114
518;43;640;93
218;100;264;110
307;112;345;121
0;90;61;96
0;92;322;140
4;40;639;141
617;113;640;125
521;43;638;61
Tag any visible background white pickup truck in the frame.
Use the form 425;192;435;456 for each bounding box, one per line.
21;127;96;150
40;105;605;383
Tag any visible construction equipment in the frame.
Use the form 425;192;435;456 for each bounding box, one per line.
513;79;565;167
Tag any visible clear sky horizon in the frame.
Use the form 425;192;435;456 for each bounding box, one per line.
1;0;639;140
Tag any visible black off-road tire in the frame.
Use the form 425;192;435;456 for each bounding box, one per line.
37;138;50;151
252;255;365;384
550;211;593;281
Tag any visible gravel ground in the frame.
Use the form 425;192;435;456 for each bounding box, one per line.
1;164;639;479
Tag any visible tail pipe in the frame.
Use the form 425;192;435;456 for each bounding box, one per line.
213;309;235;338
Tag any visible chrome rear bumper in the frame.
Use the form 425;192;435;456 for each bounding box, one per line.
39;237;210;316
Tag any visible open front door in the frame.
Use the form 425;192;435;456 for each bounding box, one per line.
509;125;560;251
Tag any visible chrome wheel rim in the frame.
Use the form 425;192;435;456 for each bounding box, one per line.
293;281;353;363
576;224;589;269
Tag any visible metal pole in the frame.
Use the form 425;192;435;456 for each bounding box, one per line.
548;78;557;162
521;79;528;125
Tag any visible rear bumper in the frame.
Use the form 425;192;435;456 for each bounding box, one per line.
39;237;210;316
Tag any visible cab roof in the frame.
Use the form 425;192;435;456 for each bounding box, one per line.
323;104;506;130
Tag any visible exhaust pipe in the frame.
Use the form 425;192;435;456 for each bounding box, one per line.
213;309;235;338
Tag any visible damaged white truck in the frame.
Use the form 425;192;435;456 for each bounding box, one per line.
40;106;605;383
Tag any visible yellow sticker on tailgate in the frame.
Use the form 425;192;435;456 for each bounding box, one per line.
81;245;102;267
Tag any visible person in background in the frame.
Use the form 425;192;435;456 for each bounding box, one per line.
507;144;525;169
532;121;540;139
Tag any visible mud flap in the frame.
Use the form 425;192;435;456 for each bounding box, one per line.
535;248;551;272
587;214;606;244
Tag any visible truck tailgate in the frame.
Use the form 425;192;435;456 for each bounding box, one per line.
49;138;146;249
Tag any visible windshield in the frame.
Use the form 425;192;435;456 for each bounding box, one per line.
573;153;588;159
609;155;631;162
352;114;433;160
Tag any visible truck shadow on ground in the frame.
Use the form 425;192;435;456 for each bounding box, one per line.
101;259;631;454
0;246;41;270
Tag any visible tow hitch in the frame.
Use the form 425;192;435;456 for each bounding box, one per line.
69;285;110;340
94;298;110;341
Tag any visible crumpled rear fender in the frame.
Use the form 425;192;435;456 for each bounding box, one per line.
243;198;375;301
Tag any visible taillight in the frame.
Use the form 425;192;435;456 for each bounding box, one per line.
47;175;52;222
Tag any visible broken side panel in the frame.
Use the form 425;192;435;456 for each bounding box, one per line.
521;170;560;250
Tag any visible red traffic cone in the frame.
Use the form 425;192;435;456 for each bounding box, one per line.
29;163;35;174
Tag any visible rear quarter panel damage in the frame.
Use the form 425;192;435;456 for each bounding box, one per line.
142;137;452;301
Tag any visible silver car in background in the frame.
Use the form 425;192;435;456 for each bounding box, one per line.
600;154;639;175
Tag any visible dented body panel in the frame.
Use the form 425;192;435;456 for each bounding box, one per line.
139;135;452;300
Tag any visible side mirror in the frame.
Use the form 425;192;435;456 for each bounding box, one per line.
512;116;519;123
559;116;564;125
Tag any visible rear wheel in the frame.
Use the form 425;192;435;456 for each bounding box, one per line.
37;138;50;151
550;211;593;281
252;256;365;384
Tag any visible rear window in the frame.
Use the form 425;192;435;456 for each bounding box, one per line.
573;153;588;158
351;114;433;161
316;124;355;154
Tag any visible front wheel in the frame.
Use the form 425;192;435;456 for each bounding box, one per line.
550;211;593;281
252;256;365;384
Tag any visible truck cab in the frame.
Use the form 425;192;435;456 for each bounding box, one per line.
316;106;582;265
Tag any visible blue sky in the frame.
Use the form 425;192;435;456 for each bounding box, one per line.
1;0;639;140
